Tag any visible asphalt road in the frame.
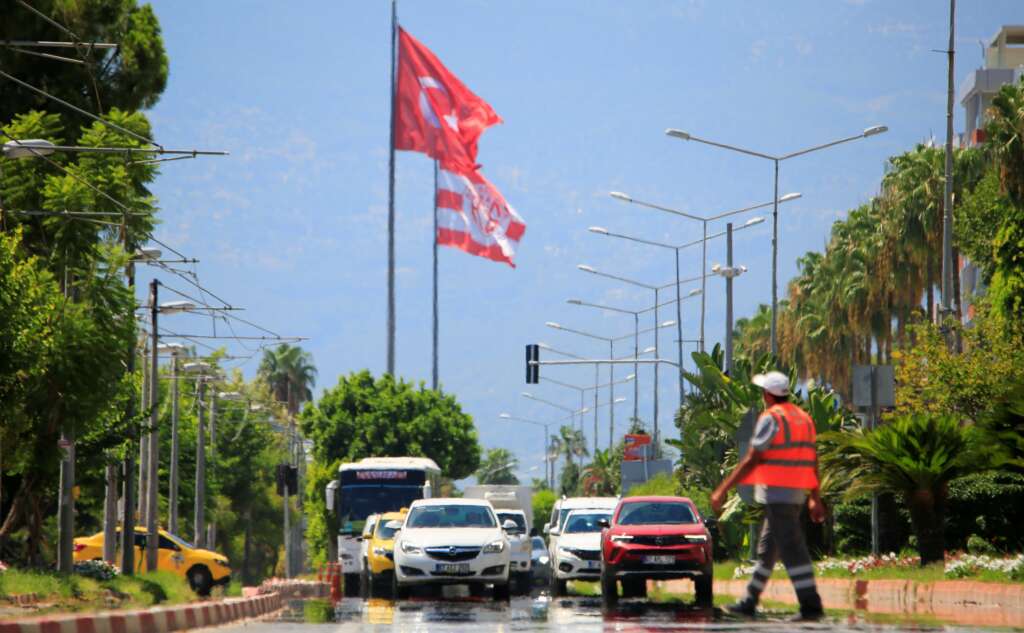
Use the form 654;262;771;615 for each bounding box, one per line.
213;594;988;632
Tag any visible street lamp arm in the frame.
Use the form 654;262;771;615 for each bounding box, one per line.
545;322;613;342
577;265;658;290
590;228;678;250
778;132;867;161
541;376;586;393
665;129;778;161
705;195;796;222
612;192;706;222
567;298;640;316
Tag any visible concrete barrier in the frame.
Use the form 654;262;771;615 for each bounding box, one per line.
0;592;281;633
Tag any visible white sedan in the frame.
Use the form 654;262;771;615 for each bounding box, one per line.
392;498;513;600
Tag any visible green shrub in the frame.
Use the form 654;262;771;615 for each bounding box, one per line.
947;472;1024;552
966;535;997;555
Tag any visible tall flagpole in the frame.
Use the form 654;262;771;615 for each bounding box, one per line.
432;161;440;390
386;0;398;375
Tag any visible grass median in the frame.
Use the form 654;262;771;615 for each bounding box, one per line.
0;567;202;614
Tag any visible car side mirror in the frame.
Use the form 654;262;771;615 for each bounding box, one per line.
543;523;550;534
704;517;718;531
597;518;610;529
502;519;518;531
384;520;403;531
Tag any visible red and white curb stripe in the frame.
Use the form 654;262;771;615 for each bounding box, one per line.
0;593;281;633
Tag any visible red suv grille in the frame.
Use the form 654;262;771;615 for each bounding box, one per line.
630;535;690;546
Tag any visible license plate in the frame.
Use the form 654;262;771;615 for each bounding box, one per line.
642;555;675;565
435;563;470;574
585;560;600;569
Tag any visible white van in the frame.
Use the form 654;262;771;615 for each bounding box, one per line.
544;496;618;596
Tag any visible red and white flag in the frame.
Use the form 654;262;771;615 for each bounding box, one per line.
395;28;501;174
436;167;526;267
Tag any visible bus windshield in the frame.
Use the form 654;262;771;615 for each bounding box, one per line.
339;485;423;534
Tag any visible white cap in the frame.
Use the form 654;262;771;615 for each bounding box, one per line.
752;371;789;397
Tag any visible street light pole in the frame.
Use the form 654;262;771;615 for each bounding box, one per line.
726;224;735;373
665;125;887;354
146;280;160;572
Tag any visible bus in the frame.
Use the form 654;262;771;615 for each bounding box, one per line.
327;457;441;594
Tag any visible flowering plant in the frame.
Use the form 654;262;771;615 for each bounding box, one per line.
0;560;8;572
74;559;120;581
944;553;1024;580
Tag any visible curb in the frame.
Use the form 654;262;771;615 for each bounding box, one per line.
661;577;1024;627
0;593;282;633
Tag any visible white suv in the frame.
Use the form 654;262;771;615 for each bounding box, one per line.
551;509;611;588
545;496;618;596
392;498;513;600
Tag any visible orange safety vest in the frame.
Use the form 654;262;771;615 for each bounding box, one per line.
739;402;819;490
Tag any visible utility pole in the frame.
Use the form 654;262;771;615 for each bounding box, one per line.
137;344;149;527
168;351;180;533
207;388;217;548
726;223;735;374
102;455;117;564
56;412;75;573
941;0;956;335
194;378;207;548
284;413;293;579
146;280;159;572
120;221;136;576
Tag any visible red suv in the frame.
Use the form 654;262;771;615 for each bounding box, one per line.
598;496;714;606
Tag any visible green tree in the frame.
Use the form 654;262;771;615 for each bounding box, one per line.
821;414;1004;565
300;371;481;564
0;231;134;562
532;488;556;535
476;448;519;485
580;448;617;496
258;344;317;415
0;0;168;125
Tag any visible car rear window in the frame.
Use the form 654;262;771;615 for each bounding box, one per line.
617;501;696;525
564;512;610;533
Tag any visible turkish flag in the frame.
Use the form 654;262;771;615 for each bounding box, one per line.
395;28;501;173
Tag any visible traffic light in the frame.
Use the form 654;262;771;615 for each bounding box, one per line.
276;463;298;495
526;344;539;384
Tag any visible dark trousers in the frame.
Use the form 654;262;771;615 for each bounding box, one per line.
742;503;822;614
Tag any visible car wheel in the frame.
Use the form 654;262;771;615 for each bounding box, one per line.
343;573;360;598
370;571;390;598
622;577;647;598
695;573;713;607
391;571;410;600
513;572;531;595
600;565;618;606
359;564;370;599
492;582;511;601
188;565;213;597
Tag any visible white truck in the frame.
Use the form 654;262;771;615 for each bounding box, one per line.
464;485;533;594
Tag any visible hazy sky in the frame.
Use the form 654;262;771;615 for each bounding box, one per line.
139;0;1021;481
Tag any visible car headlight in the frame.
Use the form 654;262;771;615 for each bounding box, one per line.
610;534;633;542
686;534;708;542
558;546;576;557
372;547;389;556
539;555;550;565
215;559;230;567
400;542;422;555
482;539;505;554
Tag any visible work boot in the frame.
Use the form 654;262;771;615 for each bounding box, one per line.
788;609;825;622
724;599;757;617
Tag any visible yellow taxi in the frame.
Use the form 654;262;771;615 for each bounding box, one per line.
74;527;231;595
360;509;407;597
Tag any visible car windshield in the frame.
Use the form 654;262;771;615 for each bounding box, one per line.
496;512;527;533
558;506;607;530
162;532;196;550
406;504;496;528
376;520;402;540
532;536;547;552
564;512;610;533
617;501;696;525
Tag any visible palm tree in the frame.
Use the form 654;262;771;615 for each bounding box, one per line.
821;414;1000;565
476;448;519;485
581;449;618;496
258;344;317;415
